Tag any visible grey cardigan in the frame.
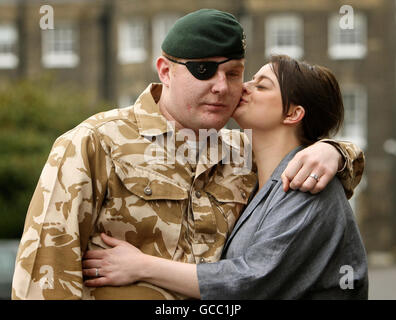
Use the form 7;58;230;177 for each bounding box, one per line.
197;146;368;299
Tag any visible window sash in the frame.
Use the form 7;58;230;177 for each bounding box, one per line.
152;13;180;68
328;14;367;59
338;87;367;149
0;24;18;68
118;19;147;64
266;15;303;59
42;23;79;68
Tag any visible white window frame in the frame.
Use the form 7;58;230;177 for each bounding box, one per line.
42;22;79;68
118;18;147;64
151;13;181;70
0;24;18;69
336;85;368;149
328;13;367;60
265;15;304;59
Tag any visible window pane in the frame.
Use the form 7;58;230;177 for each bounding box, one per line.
338;87;367;149
152;13;180;68
266;15;303;59
0;24;17;54
329;14;367;59
118;19;147;64
42;23;79;68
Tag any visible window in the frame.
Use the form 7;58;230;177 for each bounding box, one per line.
42;23;79;68
152;13;181;69
265;15;303;59
328;14;367;59
337;86;367;149
0;24;18;69
118;18;147;64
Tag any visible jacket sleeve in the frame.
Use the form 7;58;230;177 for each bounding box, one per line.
12;125;109;300
319;139;365;199
197;185;347;300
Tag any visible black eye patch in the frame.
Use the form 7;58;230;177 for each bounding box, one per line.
165;56;232;80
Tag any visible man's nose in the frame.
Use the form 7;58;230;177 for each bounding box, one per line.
211;71;228;94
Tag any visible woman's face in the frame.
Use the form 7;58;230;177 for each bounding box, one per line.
232;63;284;131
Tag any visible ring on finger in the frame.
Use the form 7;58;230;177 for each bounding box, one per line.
95;268;99;277
309;173;319;182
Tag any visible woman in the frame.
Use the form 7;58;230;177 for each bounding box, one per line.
82;55;368;299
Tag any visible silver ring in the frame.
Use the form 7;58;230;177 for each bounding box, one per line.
309;173;319;182
95;268;99;277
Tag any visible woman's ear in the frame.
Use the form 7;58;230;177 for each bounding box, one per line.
283;105;305;125
157;56;171;87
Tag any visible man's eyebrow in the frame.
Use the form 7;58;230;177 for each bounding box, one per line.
227;61;244;69
252;75;274;85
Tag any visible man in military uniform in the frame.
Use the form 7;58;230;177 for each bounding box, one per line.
12;9;364;299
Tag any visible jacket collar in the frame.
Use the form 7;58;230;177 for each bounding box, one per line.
133;83;173;137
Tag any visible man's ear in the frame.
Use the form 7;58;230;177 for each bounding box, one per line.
283;105;305;125
157;56;171;87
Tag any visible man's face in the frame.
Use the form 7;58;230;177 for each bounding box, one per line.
162;57;245;132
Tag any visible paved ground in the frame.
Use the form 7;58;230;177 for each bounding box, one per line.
368;266;396;300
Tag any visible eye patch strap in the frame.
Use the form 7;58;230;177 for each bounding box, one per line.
164;56;232;80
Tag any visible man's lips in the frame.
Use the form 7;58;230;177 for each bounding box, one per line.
204;102;226;107
203;102;227;110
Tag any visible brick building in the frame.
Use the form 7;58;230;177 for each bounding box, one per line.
0;0;395;261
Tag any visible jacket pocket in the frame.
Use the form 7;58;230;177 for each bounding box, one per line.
105;159;189;258
114;160;189;201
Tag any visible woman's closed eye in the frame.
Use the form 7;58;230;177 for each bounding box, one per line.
255;85;267;90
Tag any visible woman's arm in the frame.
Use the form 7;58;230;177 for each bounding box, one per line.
141;254;200;298
83;183;354;299
83;190;335;300
82;233;201;298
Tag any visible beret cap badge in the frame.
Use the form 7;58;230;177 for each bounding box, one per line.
242;32;247;51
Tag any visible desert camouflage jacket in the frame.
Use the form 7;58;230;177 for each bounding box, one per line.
12;83;364;300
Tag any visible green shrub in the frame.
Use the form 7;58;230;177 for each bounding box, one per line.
0;76;110;238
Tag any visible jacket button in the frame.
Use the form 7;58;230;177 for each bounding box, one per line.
144;186;152;196
199;257;205;263
241;190;247;199
195;190;201;198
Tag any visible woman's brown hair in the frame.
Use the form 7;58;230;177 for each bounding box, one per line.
269;54;344;145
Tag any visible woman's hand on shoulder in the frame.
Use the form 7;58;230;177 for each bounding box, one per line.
281;142;341;194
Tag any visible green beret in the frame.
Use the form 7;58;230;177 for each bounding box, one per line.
161;9;246;59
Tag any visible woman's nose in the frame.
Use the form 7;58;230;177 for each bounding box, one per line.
242;81;252;94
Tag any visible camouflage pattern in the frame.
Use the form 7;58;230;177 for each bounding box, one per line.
321;138;365;199
12;83;364;300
